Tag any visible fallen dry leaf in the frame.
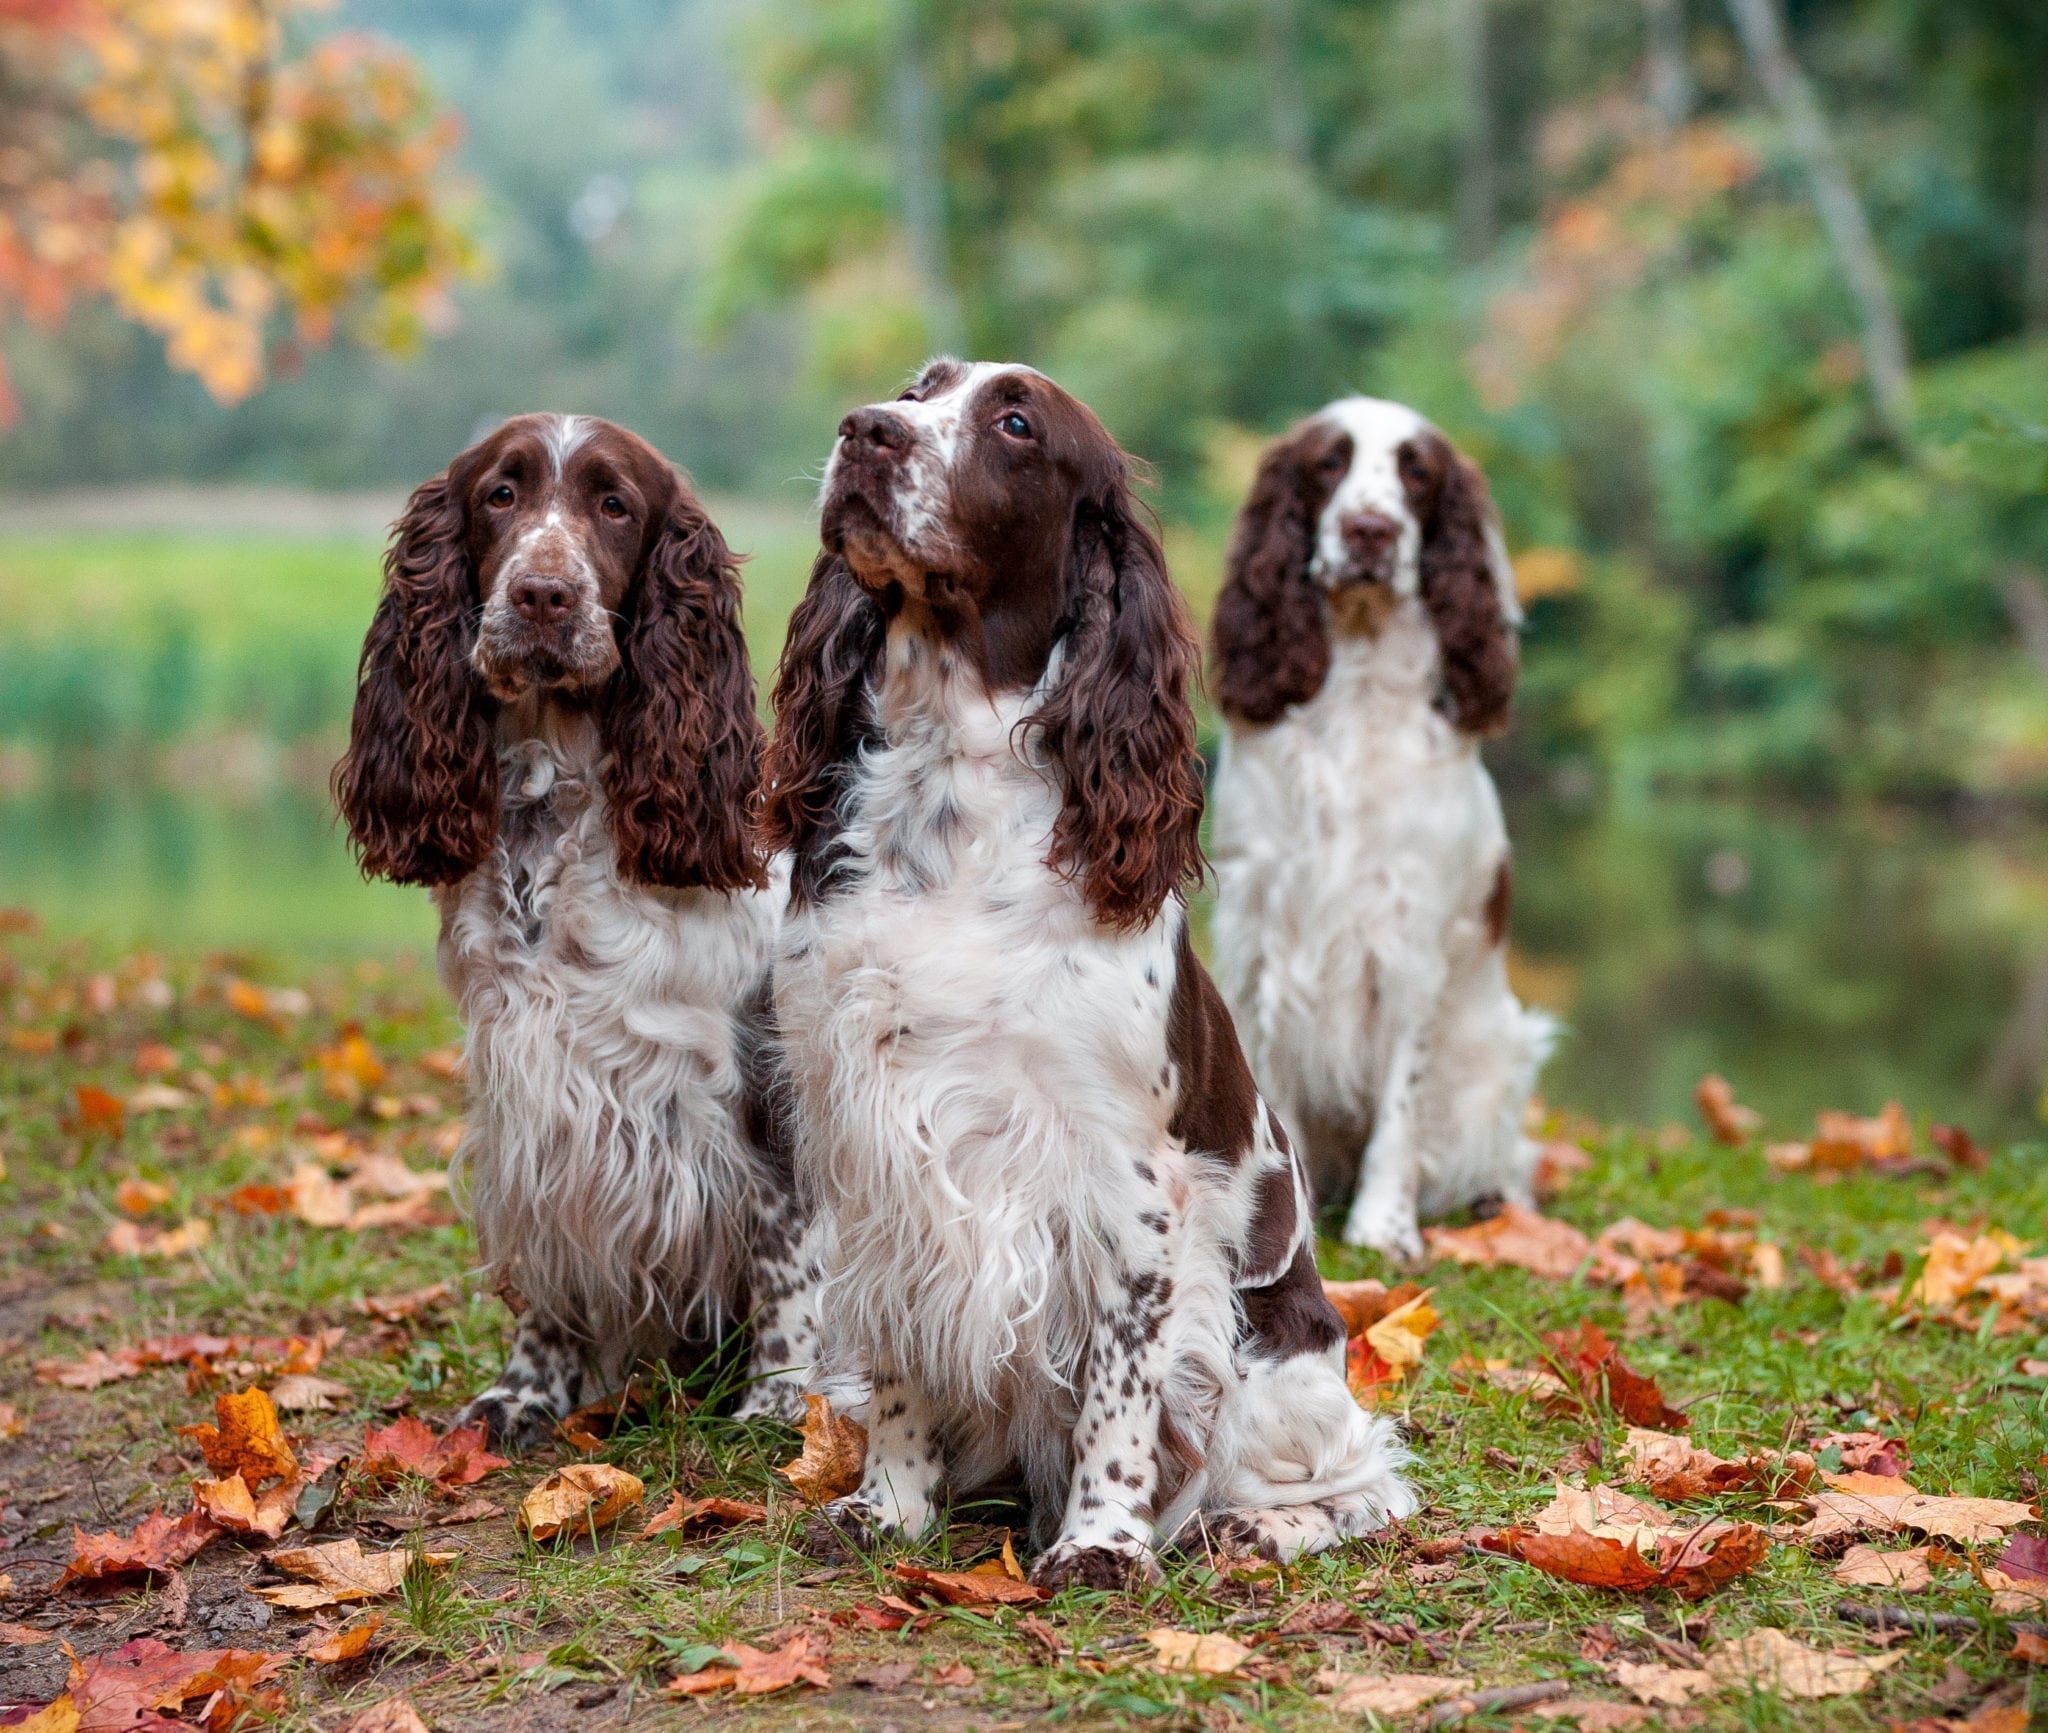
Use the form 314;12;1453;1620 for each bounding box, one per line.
253;1539;454;1609
1799;1482;2036;1543
0;1621;55;1645
359;1416;508;1491
113;1176;171;1217
287;1162;355;1228
193;1472;298;1540
776;1393;867;1504
1545;1320;1688;1429
1314;1669;1477;1716
2014;1630;2048;1664
103;1218;211;1259
1930;1123;1990;1170
354;1283;453;1322
1832;1543;1948;1591
517;1463;644;1541
62;1636;283;1732
1347;1288;1441;1399
1144;1629;1254;1675
1426;1202;1591;1278
179;1387;298;1488
667;1634;832;1697
1995;1532;2048;1580
335;1698;430;1733
58;1510;220;1590
642;1494;768;1537
1480;1520;1766;1599
268;1373;354;1413
1706;1627;1901;1698
1625;1427;1815;1499
1815;1428;1910;1477
1450;1355;1570;1400
1321;1276;1395;1337
1695;1075;1761;1145
72;1085;125;1138
305;1612;385;1664
890;1562;1052;1606
1614;1658;1714;1705
0;1400;23;1438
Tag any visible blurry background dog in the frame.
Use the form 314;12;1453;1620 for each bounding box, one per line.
335;412;821;1444
1208;396;1555;1263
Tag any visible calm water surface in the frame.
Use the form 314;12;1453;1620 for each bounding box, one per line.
7;787;2047;1145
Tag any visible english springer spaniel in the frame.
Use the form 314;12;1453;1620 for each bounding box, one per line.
763;360;1415;1588
1209;397;1555;1263
335;413;820;1445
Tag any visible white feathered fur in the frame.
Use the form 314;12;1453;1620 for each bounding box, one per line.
1211;396;1556;1262
438;705;816;1431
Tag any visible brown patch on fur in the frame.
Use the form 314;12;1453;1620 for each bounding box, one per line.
1238;1242;1345;1360
1239;1164;1297;1285
1326;576;1403;638
1210;417;1351;725
1166;923;1258;1165
1484;856;1513;949
1397;429;1518;735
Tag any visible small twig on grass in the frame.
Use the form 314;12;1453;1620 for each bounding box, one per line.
1836;1600;2048;1639
1425;1679;1571;1726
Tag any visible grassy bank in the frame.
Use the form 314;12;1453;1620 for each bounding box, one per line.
0;923;2042;1728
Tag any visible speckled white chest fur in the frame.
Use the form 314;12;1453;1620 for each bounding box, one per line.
774;628;1226;1463
1211;605;1543;1226
436;713;782;1374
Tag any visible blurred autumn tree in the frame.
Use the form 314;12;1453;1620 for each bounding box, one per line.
0;0;472;419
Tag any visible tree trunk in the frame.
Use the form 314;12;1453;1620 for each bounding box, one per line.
2028;65;2048;335
890;1;962;353
1261;0;1311;169
1722;0;1912;442
1455;0;1496;264
1644;0;1692;128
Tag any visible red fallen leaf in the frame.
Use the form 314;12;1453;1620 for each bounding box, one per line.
65;1636;284;1732
358;1415;509;1490
1479;1521;1766;1599
890;1562;1052;1606
830;1599;921;1632
222;1184;290;1216
59;1510;221;1590
643;1494;768;1537
1929;1124;1990;1171
72;1085;126;1138
667;1634;832;1697
1995;1532;2048;1583
1815;1430;1910;1478
1543;1320;1688;1429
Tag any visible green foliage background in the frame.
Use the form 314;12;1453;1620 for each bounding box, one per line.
4;0;2047;805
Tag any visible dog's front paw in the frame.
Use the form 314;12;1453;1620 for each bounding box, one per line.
1342;1209;1425;1266
733;1377;808;1425
458;1388;561;1453
1029;1538;1161;1594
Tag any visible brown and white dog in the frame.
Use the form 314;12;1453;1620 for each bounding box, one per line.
335;413;821;1445
1209;396;1555;1263
764;360;1414;1588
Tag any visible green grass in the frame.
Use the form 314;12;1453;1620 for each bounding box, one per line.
0;922;2043;1728
0;500;826;757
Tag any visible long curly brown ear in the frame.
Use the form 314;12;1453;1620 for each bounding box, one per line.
602;498;767;891
1406;430;1519;736
1211;421;1349;726
760;553;887;906
1031;480;1206;931
333;468;498;885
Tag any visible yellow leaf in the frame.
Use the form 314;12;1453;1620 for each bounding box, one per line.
1362;1290;1438;1373
517;1464;644;1542
1143;1629;1255;1676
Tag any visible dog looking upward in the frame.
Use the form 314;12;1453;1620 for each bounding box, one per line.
1209;396;1555;1262
336;412;821;1444
763;360;1415;1588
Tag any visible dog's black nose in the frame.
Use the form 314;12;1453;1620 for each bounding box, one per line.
839;407;913;457
1340;509;1401;563
510;574;576;623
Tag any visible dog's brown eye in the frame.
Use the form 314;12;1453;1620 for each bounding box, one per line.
998;411;1032;439
488;484;514;506
601;496;628;520
1320;452;1348;475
